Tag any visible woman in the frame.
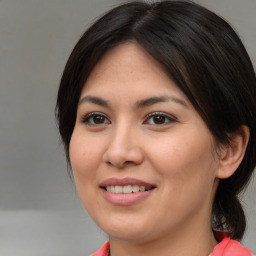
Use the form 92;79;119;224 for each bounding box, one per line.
56;1;256;255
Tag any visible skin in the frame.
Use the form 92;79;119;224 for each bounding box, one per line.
69;42;249;256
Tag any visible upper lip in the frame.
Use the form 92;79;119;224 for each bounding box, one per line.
99;177;156;188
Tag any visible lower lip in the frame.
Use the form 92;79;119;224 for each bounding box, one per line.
101;188;155;206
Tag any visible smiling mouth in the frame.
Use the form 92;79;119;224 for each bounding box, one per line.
104;185;154;194
100;178;156;205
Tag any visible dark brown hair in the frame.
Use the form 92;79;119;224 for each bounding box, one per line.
56;0;256;240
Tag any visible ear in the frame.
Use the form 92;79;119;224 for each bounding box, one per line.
216;125;250;179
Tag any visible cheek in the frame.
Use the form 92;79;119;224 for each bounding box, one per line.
69;131;105;199
147;135;218;220
70;131;101;174
147;132;217;189
69;131;106;212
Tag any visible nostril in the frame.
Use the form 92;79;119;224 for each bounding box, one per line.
105;159;136;168
103;142;144;168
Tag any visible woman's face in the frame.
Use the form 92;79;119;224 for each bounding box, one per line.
70;42;221;243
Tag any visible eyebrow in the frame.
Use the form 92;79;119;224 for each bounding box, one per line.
136;96;189;108
79;95;110;107
79;95;188;109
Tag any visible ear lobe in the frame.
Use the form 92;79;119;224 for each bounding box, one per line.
216;125;250;179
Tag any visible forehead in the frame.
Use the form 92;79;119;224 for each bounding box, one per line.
80;41;187;101
89;41;166;78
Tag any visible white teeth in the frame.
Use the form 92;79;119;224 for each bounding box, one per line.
115;186;123;193
123;185;132;193
132;185;140;193
139;186;146;192
106;185;151;194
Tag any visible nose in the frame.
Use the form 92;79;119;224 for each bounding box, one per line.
102;124;144;168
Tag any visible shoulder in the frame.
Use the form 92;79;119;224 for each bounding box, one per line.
90;242;110;256
210;236;254;256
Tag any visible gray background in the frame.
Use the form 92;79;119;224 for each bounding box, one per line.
0;0;255;255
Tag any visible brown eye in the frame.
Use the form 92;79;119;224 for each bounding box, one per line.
152;115;166;124
93;115;105;124
82;112;111;125
144;112;176;125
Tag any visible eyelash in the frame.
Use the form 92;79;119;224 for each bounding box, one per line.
144;112;176;126
81;112;110;126
81;112;176;126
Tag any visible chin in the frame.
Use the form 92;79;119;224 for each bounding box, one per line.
97;215;153;242
108;229;153;244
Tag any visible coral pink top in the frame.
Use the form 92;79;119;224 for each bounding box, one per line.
91;235;253;256
210;235;253;256
91;242;109;256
